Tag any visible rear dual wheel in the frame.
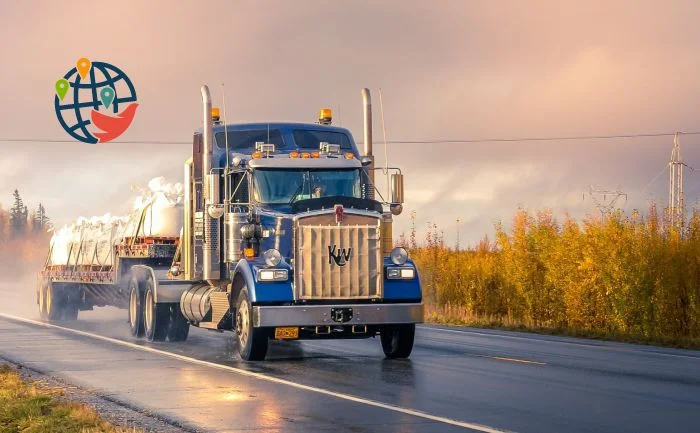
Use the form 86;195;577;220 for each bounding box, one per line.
39;282;79;321
129;276;189;342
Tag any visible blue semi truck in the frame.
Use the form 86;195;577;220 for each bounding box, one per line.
39;86;423;361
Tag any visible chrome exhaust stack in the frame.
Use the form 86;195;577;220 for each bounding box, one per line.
361;88;374;199
200;85;220;281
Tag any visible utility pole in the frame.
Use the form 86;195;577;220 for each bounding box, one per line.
588;186;627;218
455;218;460;251
669;132;685;228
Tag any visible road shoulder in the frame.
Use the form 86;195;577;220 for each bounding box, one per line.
0;357;194;433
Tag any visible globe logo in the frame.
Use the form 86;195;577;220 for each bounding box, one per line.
54;58;138;144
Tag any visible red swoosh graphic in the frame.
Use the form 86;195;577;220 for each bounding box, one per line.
90;103;138;143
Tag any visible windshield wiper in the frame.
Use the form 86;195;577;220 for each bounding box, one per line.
288;181;306;206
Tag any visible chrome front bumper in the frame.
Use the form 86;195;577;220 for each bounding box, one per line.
252;303;423;327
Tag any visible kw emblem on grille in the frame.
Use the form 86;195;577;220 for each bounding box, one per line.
328;245;352;266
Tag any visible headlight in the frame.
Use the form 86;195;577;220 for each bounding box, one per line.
257;269;288;281
390;247;408;265
263;249;282;267
387;267;416;279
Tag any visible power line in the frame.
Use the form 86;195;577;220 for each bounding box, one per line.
361;131;700;145
1;130;700;146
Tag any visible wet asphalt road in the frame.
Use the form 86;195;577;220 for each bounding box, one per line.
0;306;699;433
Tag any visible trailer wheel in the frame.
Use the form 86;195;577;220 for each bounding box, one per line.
44;282;63;321
38;282;49;320
235;287;268;361
144;280;170;342
380;324;415;359
128;278;144;337
167;304;190;342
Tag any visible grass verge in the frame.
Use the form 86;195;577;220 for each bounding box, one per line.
425;304;700;350
0;364;140;433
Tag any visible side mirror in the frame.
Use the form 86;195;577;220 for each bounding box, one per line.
391;173;404;204
360;156;372;167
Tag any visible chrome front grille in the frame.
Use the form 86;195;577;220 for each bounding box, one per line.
295;213;382;300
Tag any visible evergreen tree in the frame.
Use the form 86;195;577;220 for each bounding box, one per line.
33;203;50;232
9;189;28;237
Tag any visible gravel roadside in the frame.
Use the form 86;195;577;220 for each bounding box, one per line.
0;356;200;433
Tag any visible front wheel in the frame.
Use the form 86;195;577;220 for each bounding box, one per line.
235;288;268;361
380;324;415;359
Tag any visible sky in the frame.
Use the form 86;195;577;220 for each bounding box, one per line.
1;0;700;247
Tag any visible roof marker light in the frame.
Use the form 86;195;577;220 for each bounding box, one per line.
301;152;310;159
289;151;299;158
319;108;332;125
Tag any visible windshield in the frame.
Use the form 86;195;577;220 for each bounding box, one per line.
253;169;362;204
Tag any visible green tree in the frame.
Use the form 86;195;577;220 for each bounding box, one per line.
9;189;28;237
33;203;50;233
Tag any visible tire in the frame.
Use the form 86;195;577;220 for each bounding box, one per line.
380;324;415;359
234;287;268;361
167;304;190;342
128;278;145;337
38;282;49;320
143;279;170;342
44;282;63;321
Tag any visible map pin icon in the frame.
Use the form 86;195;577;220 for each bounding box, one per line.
55;79;69;100
100;87;115;109
76;58;91;79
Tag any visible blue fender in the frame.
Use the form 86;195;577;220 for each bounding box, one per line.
232;258;294;304
383;258;423;301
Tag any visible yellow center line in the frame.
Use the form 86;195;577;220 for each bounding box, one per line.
479;355;547;365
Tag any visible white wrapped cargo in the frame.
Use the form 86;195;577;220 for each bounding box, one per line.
48;177;183;267
134;177;183;238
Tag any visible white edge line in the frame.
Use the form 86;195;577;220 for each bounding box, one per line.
419;325;700;360
0;313;513;433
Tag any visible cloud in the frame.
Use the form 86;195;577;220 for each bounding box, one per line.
2;0;700;246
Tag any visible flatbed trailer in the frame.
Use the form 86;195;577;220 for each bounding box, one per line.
39;236;179;312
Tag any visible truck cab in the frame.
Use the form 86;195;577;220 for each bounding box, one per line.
168;87;422;360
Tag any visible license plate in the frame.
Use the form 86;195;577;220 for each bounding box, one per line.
274;327;299;339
